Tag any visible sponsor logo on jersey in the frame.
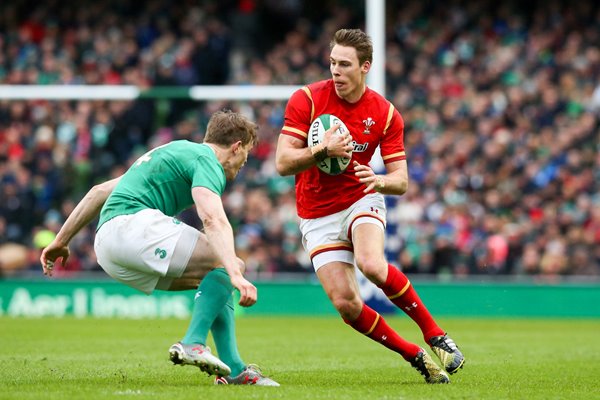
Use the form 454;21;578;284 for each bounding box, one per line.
362;117;375;134
351;141;369;152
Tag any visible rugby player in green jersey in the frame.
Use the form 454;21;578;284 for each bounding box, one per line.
40;110;279;386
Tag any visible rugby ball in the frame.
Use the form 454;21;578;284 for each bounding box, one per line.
308;114;352;175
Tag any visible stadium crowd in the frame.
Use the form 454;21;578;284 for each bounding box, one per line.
0;0;599;280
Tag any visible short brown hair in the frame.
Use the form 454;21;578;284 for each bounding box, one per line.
330;29;373;66
204;109;258;147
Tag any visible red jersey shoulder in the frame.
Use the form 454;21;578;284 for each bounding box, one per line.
282;80;337;141
281;86;318;141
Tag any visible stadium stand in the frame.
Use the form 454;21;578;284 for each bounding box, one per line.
0;0;598;279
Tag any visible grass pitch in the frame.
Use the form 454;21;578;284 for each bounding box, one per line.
1;316;598;400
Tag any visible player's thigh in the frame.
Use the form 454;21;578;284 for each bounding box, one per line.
352;223;387;271
181;231;221;278
345;193;387;274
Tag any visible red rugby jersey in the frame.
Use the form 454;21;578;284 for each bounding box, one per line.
281;79;406;219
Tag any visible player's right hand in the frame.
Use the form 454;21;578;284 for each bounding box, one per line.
40;241;70;277
230;275;257;307
324;123;353;158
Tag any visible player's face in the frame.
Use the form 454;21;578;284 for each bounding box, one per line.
330;45;369;103
226;141;253;180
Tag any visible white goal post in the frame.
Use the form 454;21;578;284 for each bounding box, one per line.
0;1;385;101
0;85;302;101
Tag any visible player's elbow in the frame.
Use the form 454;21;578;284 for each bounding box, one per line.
201;213;226;230
398;180;408;195
388;177;408;196
90;177;120;200
389;169;408;195
275;154;293;176
89;181;113;200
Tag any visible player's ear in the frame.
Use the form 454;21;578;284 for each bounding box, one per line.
232;141;242;153
362;60;371;74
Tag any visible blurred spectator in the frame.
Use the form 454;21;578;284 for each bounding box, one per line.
0;0;598;279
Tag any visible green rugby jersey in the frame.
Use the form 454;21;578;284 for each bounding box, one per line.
97;140;226;229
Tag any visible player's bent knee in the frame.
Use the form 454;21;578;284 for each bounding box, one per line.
168;278;201;291
357;261;387;285
331;297;362;320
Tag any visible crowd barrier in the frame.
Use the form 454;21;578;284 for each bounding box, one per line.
1;278;598;318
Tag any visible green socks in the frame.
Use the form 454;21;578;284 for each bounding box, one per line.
181;268;246;376
181;268;234;345
211;295;246;376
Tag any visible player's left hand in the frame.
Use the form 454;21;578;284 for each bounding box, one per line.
324;123;353;159
353;161;384;193
230;275;258;307
40;241;70;277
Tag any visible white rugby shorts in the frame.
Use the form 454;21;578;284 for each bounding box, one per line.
94;209;199;294
299;193;386;271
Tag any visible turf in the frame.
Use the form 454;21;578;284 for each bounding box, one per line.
1;316;598;400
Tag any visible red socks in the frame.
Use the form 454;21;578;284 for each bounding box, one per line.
342;265;445;360
344;303;420;360
378;264;444;341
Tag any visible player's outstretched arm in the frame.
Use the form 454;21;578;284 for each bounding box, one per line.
40;176;121;276
192;186;257;307
353;160;408;195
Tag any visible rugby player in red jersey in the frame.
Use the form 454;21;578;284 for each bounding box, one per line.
276;28;465;384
